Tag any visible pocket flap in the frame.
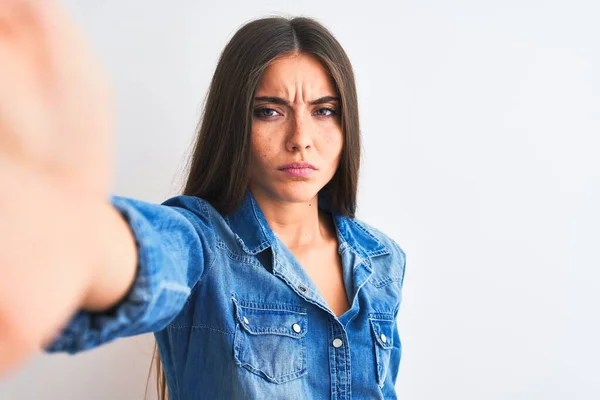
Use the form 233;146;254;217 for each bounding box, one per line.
233;298;308;339
369;314;394;350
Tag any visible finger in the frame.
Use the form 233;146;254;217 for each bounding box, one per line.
0;0;52;163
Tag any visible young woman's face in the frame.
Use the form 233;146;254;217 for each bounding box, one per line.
248;52;343;204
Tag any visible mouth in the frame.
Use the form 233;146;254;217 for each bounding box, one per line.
278;162;317;178
278;162;317;170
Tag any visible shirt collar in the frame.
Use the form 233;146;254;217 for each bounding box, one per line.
225;187;390;258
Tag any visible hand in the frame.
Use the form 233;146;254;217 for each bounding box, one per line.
0;0;116;376
0;0;114;196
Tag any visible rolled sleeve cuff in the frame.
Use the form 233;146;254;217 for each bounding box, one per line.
44;195;189;354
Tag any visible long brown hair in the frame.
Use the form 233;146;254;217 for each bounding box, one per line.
147;16;362;400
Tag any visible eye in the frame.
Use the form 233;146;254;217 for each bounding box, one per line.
314;107;338;117
253;107;281;119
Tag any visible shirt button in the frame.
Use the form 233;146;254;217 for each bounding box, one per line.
380;333;387;343
332;338;343;348
292;323;301;333
243;316;249;325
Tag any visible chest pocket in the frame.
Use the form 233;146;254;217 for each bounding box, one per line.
369;313;396;387
232;298;308;384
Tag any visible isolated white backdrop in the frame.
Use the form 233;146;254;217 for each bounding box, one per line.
0;1;598;399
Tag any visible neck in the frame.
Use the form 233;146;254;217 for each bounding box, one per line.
249;185;334;250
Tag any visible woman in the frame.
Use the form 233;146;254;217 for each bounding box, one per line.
0;1;406;399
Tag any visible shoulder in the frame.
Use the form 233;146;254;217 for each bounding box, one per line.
350;217;407;286
161;194;214;216
351;217;406;260
159;194;229;228
160;195;243;250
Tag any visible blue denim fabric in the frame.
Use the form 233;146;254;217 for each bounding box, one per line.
45;188;406;399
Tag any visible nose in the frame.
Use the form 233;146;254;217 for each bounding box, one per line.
285;113;313;152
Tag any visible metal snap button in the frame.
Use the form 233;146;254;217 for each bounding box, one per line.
332;338;343;348
292;323;301;333
243;316;249;325
380;333;387;343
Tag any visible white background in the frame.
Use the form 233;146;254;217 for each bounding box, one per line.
1;0;598;399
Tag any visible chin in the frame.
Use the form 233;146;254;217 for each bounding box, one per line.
265;182;323;204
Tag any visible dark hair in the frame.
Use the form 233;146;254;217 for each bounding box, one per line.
181;16;360;217
148;16;361;400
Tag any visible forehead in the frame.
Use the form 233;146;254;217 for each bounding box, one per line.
257;52;337;96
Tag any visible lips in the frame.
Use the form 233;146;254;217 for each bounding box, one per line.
278;162;317;170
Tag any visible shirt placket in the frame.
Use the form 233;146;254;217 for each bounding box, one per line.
271;237;375;400
329;317;352;400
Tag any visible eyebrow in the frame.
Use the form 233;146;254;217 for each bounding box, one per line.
254;96;340;106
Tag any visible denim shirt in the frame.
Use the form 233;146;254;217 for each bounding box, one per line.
45;188;406;399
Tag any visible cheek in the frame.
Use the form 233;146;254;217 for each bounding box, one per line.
323;129;344;162
250;130;275;168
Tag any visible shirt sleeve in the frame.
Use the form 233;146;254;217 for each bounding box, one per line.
44;194;217;354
